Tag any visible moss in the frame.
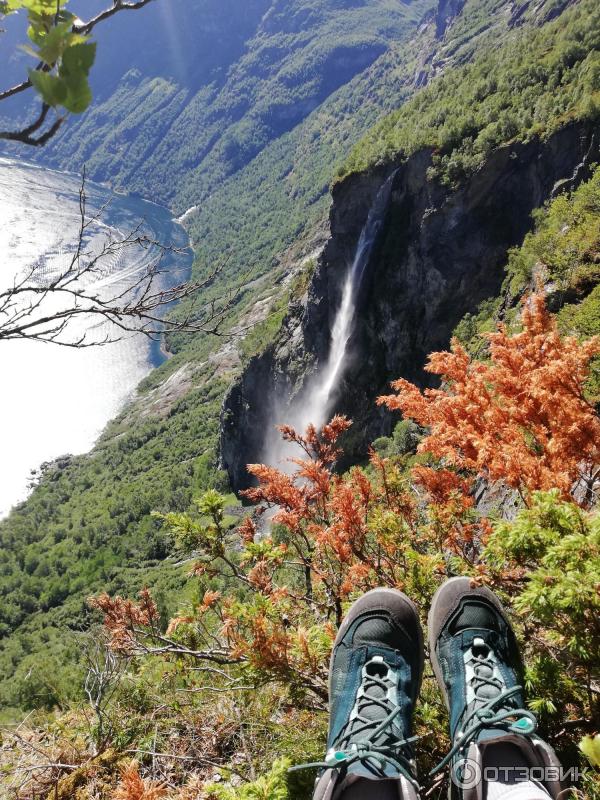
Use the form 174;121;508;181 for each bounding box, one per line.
240;301;289;363
46;749;125;800
558;284;600;339
452;297;503;357
507;165;600;293
372;420;422;458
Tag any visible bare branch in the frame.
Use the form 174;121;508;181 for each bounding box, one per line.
0;173;238;348
0;102;65;146
83;631;128;755
0;60;49;103
0;77;34;102
73;0;156;36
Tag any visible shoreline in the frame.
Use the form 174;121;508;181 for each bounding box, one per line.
0;158;194;519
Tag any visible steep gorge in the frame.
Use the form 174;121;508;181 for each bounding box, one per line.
1;0;595;712
221;120;600;489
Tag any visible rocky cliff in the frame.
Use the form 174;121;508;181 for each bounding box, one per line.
220;120;600;490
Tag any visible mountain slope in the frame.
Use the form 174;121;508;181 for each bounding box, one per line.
24;0;432;207
0;0;592;716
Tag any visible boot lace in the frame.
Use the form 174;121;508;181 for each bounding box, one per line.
291;655;420;784
430;637;537;776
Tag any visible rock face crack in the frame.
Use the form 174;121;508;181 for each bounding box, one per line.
220;121;600;492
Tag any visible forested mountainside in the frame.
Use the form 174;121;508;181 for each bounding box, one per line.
1;0;572;716
0;0;272;108
1;0;599;794
8;0;432;207
222;0;600;484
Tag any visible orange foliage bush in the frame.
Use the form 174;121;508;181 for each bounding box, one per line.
89;589;159;653
378;293;600;505
91;415;448;702
112;762;167;800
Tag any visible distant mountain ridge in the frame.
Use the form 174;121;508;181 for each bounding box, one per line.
2;0;432;208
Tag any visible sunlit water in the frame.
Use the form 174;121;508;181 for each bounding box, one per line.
0;158;192;518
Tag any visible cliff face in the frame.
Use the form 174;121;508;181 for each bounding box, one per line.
434;0;467;37
220;121;600;491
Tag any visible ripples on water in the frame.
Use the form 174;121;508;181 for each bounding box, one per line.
0;158;192;517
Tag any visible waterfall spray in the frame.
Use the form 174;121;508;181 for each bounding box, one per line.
264;170;398;468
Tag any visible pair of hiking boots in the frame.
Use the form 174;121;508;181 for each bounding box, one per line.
298;577;563;800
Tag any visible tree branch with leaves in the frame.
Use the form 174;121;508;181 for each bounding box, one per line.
0;0;156;146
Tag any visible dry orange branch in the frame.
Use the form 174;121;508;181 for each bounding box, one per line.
378;292;600;504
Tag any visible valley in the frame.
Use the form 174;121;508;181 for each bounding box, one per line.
0;0;598;795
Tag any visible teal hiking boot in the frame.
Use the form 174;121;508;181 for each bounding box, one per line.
428;577;563;800
295;588;424;800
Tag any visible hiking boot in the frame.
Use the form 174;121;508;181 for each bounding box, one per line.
298;588;424;800
428;577;563;800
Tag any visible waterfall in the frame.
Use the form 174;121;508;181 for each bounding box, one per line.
265;170;397;467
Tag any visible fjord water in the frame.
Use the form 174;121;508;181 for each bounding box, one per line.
265;171;396;467
0;158;192;518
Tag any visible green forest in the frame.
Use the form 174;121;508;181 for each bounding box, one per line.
0;0;599;797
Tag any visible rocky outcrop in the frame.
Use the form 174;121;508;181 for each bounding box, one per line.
220;121;600;492
435;0;467;37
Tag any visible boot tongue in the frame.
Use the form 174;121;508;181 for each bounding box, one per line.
451;601;506;717
339;657;407;780
449;600;500;635
471;637;502;705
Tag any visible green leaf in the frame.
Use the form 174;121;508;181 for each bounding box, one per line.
11;0;67;12
580;735;600;768
28;69;67;107
61;41;96;75
27;10;76;47
28;20;73;65
62;74;91;113
197;488;225;519
59;42;96;113
19;44;39;59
